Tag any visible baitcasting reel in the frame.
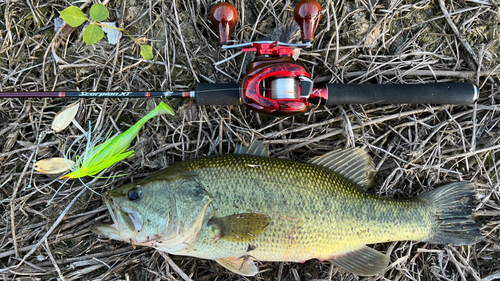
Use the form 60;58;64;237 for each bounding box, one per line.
225;41;316;115
209;0;323;115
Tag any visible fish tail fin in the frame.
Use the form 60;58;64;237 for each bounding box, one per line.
418;182;482;245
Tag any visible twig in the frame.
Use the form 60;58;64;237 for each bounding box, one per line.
44;239;66;281
275;106;446;156
446;247;468;281
438;0;479;67
445;143;500;160
34;246;142;267
171;2;199;82
449;246;481;281
10;150;35;258
16;185;88;268
159;252;194;281
482;271;500;281
0;141;59;159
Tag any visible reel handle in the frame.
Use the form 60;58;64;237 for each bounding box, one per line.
294;0;322;42
324;83;479;105
210;2;238;45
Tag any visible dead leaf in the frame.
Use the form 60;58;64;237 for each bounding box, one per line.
34;158;75;174
51;102;79;132
101;22;122;45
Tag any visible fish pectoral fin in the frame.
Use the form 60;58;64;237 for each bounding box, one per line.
234;140;270;157
216;256;258;276
208;213;271;242
307;147;376;190
330;246;390;276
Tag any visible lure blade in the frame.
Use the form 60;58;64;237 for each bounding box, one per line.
62;101;174;179
34;157;76;174
51;102;80;133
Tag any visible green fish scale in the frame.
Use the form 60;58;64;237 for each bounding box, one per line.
169;155;433;262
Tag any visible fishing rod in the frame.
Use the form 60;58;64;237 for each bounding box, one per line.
0;0;479;117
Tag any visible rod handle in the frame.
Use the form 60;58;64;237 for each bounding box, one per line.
325;83;479;105
194;83;241;105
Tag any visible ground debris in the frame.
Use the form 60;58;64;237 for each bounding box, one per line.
0;0;499;280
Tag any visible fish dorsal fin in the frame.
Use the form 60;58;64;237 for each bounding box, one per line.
208;213;271;242
216;257;258;276
234;140;269;157
331;246;390;276
308;147;376;190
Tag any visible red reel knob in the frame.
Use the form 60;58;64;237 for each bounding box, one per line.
294;0;322;42
210;2;238;45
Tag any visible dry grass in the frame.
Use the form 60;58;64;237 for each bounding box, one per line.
1;0;500;280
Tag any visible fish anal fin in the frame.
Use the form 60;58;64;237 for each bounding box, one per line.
330;246;389;276
216;256;258;276
235;140;269;157
308;147;376;190
208;213;271;242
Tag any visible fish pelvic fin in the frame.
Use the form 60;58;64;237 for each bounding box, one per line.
308;147;376;190
418;182;482;245
216;256;258;276
330;246;390;276
234;140;270;157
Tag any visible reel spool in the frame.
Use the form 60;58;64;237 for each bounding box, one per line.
264;76;314;100
268;78;298;100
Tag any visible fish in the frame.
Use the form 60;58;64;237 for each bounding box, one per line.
92;141;482;276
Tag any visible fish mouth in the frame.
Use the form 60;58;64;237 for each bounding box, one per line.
103;193;119;229
91;194;122;240
121;205;144;232
103;193;143;233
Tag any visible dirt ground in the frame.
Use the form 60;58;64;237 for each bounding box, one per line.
1;0;500;280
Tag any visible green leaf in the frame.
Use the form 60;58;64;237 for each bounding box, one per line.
141;45;153;60
90;4;109;21
83;24;104;45
59;6;86;27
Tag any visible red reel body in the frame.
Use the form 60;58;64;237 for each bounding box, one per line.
232;42;314;116
242;62;310;115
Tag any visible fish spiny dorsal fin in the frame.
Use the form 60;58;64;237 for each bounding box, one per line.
216;256;259;276
330;246;390;276
308;147;376;190
208;213;271;242
234;140;270;157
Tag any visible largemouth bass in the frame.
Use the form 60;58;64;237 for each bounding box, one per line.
93;141;482;276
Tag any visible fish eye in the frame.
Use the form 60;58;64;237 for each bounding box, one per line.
127;187;142;201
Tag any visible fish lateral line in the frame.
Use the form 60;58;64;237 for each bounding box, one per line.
279;216;300;221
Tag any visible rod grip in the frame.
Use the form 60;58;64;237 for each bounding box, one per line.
194;83;241;105
325;83;479;105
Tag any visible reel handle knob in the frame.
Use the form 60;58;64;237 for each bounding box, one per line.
294;0;322;42
210;2;238;45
